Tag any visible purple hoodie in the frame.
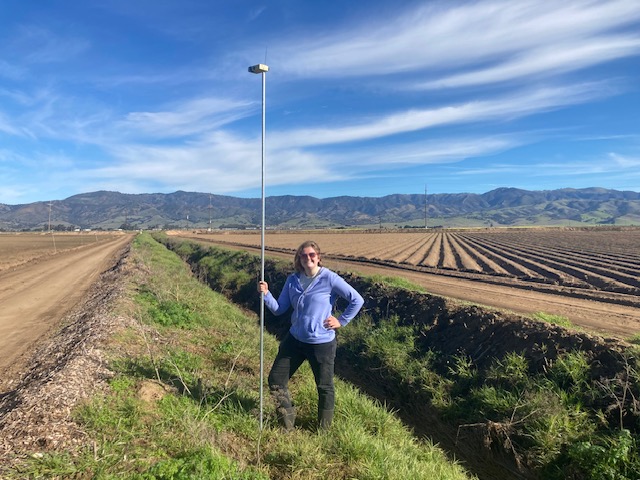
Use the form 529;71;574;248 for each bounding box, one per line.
263;267;364;344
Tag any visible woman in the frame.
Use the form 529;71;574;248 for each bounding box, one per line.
258;240;364;430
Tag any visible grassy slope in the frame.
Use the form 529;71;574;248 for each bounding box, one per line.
14;233;473;480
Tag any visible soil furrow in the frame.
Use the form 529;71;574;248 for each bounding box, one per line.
391;233;437;264
402;233;439;265
452;234;523;276
443;232;481;271
457;235;543;279
477;240;640;290
471;236;639;292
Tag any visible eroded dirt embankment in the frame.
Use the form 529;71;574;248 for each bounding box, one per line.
159;236;640;480
334;276;636;479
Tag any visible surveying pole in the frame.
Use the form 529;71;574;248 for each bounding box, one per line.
248;63;269;429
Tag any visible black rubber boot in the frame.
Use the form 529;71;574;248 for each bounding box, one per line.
318;409;334;430
278;406;296;431
270;385;296;431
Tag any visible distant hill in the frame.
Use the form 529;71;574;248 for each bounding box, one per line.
1;187;639;231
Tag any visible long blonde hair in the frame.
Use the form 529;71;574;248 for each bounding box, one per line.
293;240;323;273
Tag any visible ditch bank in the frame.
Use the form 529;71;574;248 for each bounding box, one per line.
158;235;640;480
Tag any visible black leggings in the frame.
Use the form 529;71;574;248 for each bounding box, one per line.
268;333;337;413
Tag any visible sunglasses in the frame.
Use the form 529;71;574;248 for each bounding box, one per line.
299;252;318;259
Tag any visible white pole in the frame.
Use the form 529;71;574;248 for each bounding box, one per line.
249;63;269;430
259;69;266;431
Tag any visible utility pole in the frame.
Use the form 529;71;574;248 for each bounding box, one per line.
208;194;213;231
48;201;57;252
424;184;428;229
48;200;52;234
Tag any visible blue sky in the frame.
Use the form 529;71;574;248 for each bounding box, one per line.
1;0;639;205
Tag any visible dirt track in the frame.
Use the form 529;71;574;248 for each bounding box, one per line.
0;234;133;379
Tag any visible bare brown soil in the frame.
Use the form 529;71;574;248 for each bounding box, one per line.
0;232;122;272
0;233;133;472
173;229;640;338
0;233;133;383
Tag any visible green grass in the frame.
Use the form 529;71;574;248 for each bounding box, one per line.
321;287;636;478
10;232;474;480
342;318;640;478
532;311;574;329
627;333;640;346
367;274;427;293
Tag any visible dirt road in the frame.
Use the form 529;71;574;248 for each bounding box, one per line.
0;234;133;377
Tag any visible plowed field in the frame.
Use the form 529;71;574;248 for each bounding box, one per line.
172;227;640;337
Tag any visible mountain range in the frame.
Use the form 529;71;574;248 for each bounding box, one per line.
1;187;639;231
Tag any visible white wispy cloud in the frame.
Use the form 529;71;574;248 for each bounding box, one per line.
416;36;640;90
459;152;640;179
1;84;254;147
120;97;255;139
271;0;640;81
0;112;23;136
249;6;267;21
340;135;525;167
0;60;26;80
11;25;90;65
608;152;640;168
85;129;338;195
4;77;614;197
270;82;611;149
